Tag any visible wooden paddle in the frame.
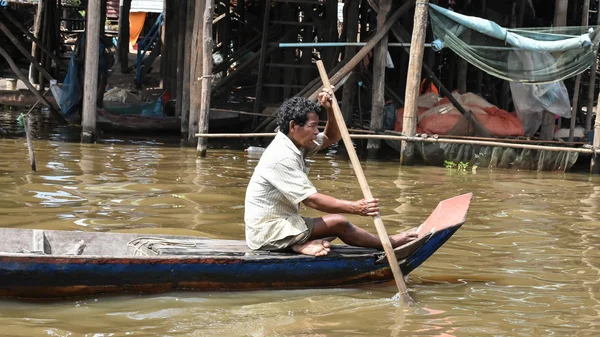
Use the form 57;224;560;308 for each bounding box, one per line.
316;60;412;304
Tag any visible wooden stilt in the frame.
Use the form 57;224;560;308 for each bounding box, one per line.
181;0;195;135
118;0;132;72
540;110;555;140
0;45;66;124
553;0;569;28
197;0;215;157
39;0;50;90
253;0;272;117
175;0;188;118
400;0;430;165
476;0;487;93
341;0;360;125
23;115;37;172
81;0;102;143
160;0;168;90
188;0;205;145
366;0;392;154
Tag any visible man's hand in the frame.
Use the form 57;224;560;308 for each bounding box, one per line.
317;87;333;110
352;198;380;217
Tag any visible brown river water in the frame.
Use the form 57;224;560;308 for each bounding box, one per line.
1;110;600;336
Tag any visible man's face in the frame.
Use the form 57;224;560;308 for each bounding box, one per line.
289;112;319;150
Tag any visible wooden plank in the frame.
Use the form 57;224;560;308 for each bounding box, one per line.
32;230;45;254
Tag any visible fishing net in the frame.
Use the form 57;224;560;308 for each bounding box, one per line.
429;4;600;84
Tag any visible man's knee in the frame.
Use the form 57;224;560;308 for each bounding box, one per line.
324;214;351;230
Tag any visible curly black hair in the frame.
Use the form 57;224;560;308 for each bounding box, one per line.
277;97;322;135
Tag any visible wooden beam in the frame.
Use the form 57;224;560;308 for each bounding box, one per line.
30;0;44;85
0;45;66;124
586;0;598;132
175;0;188;118
197;0;216;157
81;0;102;142
400;0;430;165
569;0;588;142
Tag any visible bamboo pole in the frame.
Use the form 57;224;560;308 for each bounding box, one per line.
400;0;429;165
0;45;66;124
0;21;54;82
569;0;588;142
197;0;215;157
307;1;414;101
316;60;412;304
194;132;600;154
367;0;392;154
81;0;102;143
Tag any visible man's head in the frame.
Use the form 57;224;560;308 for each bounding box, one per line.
277;97;322;149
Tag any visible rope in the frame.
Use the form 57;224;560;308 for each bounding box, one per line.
127;237;199;256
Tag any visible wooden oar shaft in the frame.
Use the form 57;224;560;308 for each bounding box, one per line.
316;60;411;304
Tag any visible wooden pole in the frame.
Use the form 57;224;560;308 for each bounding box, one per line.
401;0;430;165
0;45;66;124
181;0;195;135
197;0;215;157
253;0;271;117
367;0;392;154
591;92;600;173
316;60;412;304
341;0;359;125
569;0;588;142
118;0;132;72
586;0;598;132
0;21;54;82
81;0;102;143
307;1;414;101
188;0;205;145
29;0;44;86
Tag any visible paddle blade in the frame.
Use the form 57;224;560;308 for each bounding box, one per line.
416;193;473;237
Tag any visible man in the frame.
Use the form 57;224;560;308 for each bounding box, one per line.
244;90;417;256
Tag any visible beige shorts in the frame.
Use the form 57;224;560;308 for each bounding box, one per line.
259;217;315;251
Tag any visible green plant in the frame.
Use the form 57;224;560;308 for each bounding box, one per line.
444;160;477;173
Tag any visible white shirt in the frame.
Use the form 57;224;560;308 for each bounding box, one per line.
244;131;324;249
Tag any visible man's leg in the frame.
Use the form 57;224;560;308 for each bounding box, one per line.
308;214;417;249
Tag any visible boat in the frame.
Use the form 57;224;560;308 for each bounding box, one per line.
0;193;472;299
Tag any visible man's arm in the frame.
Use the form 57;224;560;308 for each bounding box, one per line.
318;89;342;149
303;192;379;216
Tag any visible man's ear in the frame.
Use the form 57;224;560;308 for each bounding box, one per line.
289;120;296;131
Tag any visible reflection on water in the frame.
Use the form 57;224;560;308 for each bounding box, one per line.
1;108;600;336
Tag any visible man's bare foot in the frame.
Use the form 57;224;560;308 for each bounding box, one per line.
390;231;418;248
292;239;331;256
